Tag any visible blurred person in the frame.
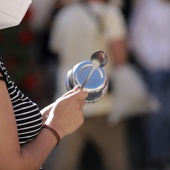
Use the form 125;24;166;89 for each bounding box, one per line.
110;0;124;6
43;0;129;170
0;0;88;170
121;0;134;23
129;0;170;169
29;0;57;32
29;0;76;32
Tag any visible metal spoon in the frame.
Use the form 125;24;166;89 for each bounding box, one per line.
80;50;108;90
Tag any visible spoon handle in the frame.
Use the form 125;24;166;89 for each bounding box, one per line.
79;67;95;90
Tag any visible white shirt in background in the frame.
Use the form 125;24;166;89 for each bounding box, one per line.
129;0;170;72
49;2;126;117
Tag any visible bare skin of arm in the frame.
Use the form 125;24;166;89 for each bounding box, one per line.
0;73;88;170
108;38;128;66
41;103;54;123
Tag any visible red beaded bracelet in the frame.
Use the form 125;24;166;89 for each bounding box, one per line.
42;124;60;145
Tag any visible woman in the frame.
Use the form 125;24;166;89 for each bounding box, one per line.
0;0;88;169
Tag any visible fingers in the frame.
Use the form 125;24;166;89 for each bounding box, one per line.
73;90;88;101
64;91;87;110
66;91;87;107
73;85;79;91
63;86;88;101
61;86;78;97
79;99;86;107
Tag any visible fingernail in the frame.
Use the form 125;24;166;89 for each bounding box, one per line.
73;85;79;91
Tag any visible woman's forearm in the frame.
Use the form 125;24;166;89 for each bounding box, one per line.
1;127;57;170
109;38;128;66
19;127;57;170
0;84;87;170
40;103;55;123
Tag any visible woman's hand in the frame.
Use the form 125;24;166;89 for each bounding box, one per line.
45;87;88;139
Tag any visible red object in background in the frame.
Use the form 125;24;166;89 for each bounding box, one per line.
19;8;35;44
0;32;4;43
5;57;18;74
22;74;39;90
23;8;32;22
19;30;35;44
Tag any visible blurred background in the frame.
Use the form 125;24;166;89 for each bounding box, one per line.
1;0;170;170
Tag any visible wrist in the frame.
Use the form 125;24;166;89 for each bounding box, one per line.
44;121;65;140
42;124;61;145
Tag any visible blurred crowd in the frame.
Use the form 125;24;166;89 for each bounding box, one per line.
0;0;170;170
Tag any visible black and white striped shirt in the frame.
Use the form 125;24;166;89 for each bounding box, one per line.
0;57;43;169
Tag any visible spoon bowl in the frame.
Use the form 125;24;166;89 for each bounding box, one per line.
80;50;108;89
91;50;108;68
